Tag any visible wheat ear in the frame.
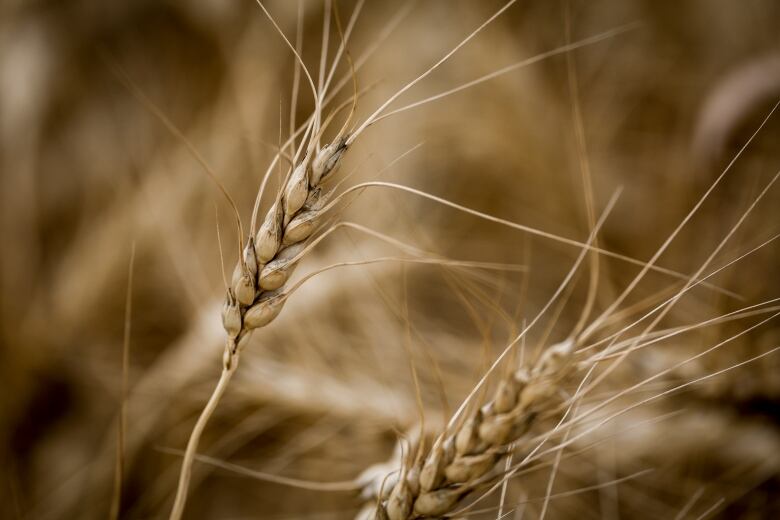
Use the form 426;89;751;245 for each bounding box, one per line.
169;132;349;520
357;339;577;519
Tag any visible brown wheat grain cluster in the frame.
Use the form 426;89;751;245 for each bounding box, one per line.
356;339;578;518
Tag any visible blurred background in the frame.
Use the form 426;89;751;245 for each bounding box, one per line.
1;0;779;518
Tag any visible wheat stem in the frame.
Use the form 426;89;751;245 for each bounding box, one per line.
169;346;239;520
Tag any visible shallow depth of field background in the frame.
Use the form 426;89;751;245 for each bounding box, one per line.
1;0;779;518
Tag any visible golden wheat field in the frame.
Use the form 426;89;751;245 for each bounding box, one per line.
2;1;780;519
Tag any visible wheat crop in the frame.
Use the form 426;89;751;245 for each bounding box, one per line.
2;1;779;519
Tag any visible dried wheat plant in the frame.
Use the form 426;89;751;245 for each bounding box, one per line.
1;1;779;519
170;1;539;515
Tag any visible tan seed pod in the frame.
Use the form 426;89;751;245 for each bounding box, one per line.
230;261;242;287
221;290;241;339
455;410;483;456
231;256;256;304
284;161;310;217
494;377;519;414
255;203;283;263
282;210;318;246
444;436;455;460
242;237;258;277
258;243;304;291
419;438;449;492
385;478;412;520
479;411;515;446
413;487;465;517
311;137;347;186
406;464;421;497
507;411;536;443
444;451;497;483
303;186;322;210
518;379;555;410
234;270;256;307
243;292;285;329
